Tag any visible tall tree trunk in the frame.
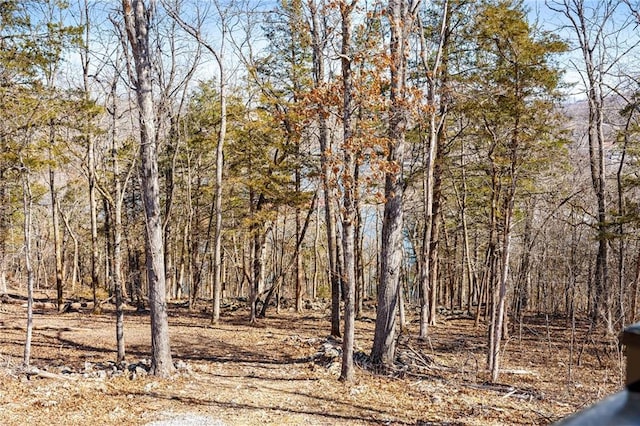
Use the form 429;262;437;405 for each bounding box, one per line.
428;157;444;326
617;114;633;326
309;0;341;337
249;191;267;323
110;65;129;363
631;247;640;323
550;0;613;333
417;0;449;338
59;208;79;292
160;0;226;320
488;90;521;380
355;168;365;319
485;170;500;368
452;143;477;314
212;72;226;323
514;204;533;319
21;170;34;367
89;132;100;308
295;170;303;313
312;206;320;300
593;95;610;332
114;183;126;363
204;32;227;321
418;127;436;337
45;7;65;312
85;0;99;310
122;0;175;377
371;0;415;368
0;173;8;296
250;229;267;323
104;198;113;297
163;124;177;303
490;188;515;382
339;0;357;382
49;142;64;311
398;278;407;331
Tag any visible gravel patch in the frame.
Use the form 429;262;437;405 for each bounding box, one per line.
146;413;226;426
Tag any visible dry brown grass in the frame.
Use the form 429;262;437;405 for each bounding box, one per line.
0;295;623;425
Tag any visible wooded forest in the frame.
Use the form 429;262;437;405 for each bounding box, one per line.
2;0;640;399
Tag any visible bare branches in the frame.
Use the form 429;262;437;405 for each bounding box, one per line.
160;0;224;67
623;0;640;23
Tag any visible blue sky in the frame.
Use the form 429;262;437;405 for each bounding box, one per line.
52;0;639;103
523;0;640;101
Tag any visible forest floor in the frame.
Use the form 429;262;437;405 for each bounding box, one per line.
0;291;625;425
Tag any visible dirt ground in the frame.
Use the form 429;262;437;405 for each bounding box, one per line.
0;294;624;425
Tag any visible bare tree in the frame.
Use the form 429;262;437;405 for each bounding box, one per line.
338;0;357;382
78;0;102;310
371;0;420;368
122;0;175;377
21;164;34;368
547;0;635;333
161;0;229;324
308;0;341;337
416;0;450;337
41;0;67;312
96;43;138;362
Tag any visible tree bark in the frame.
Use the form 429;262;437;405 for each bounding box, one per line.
417;0;449;338
89;132;100;309
122;0;175;377
338;0;357;382
249;191;267;323
109;62;130;363
85;1;102;312
49;139;64;312
59;207;79;293
354;169;365;319
0;173;8;296
490;187;515;382
631;247;640;323
309;0;341;337
21;169;34;367
371;0;416;368
114;179;126;363
295;170;303;313
548;0;613;334
212;71;226;323
428;162;443;326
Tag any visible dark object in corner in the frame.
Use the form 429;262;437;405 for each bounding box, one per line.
555;322;640;425
554;383;640;426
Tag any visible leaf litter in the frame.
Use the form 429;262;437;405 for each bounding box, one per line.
0;298;623;425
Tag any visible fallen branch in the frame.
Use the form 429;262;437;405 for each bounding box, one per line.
397;344;454;373
501;368;537;375
464;382;543;400
23;367;78;381
406;344;433;367
1;325;92;332
389;365;445;381
99;295;115;305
